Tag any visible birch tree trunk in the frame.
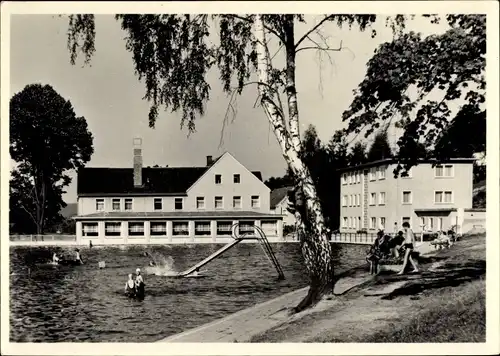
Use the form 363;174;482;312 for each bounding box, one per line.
254;15;334;312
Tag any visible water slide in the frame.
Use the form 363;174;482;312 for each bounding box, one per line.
176;238;243;277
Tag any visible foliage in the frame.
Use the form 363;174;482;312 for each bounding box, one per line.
10;84;94;234
348;141;368;166
367;129;393;161
264;172;294;190
342;15;486;176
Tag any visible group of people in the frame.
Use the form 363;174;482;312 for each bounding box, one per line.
52;248;84;265
366;221;419;275
125;268;145;299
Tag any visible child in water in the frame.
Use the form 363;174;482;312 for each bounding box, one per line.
125;274;135;297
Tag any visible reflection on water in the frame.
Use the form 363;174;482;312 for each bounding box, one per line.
10;243;367;342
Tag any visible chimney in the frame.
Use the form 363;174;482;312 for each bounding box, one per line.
206;155;213;166
133;138;143;187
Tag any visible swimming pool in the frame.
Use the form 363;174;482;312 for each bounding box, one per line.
9;243;367;342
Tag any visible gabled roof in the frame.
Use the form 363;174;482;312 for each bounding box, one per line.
77;164;263;196
270;186;293;209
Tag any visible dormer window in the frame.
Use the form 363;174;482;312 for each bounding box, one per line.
215;174;222;184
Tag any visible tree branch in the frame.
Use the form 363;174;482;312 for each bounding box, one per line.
296;40;344;54
294;15;335;50
228;14;286;43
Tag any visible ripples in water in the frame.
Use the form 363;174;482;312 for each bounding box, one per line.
10;243;367;342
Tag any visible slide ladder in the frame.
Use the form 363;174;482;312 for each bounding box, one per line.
234;223;285;280
177;223;285;280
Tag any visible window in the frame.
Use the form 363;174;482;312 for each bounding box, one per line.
196;197;205;209
356;172;361;184
154;198;162;210
343;217;348;228
378;192;386;205
172;221;189;236
342;173;347;185
445;165;453;177
420;217;426;227
347;173;351;184
251;195;260;208
358;194;362;207
342;195;347;207
437;217;443;231
435;164;453;178
217;221;233;236
215;174;222;184
262;220;278;236
358;217;362;228
378;166;386;180
238;221;255;235
348;195;352;207
128;222;145;236
402;191;412;204
428;217;434;230
95;199;104;211
174;198;183;210
215;196;223;209
355;194;359;207
150;222;167;236
233;196;242;209
105;222;121;237
82;222;98;237
370;217;376;229
379;217;386;230
124;198;133;211
195;221;211;236
112;198;121;211
435;191;453;203
370;193;376;206
347;217;351;229
369;167;376;181
233;174;240;183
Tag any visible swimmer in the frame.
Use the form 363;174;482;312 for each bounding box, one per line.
75;248;84;264
52;252;60;264
135;268;145;299
135;268;144;285
125;274;135;297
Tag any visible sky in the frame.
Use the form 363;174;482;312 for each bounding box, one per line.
9;14;450;204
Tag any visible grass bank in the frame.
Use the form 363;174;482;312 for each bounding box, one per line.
249;234;486;343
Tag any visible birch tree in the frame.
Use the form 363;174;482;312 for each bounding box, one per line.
67;14;408;311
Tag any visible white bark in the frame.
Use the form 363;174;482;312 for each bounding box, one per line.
254;16;334;307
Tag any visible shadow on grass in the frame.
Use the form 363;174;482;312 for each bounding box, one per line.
381;259;485;300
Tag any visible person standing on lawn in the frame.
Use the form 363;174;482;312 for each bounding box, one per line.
398;222;419;275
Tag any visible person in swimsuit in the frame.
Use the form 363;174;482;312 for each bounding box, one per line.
125;274;136;297
398;222;419;275
75;248;84;264
135;268;145;299
52;252;59;264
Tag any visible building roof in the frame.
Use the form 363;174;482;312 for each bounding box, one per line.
270;186;293;209
336;158;476;173
77;166;263;196
74;211;282;220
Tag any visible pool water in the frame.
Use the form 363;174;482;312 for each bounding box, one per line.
9;243;367;342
